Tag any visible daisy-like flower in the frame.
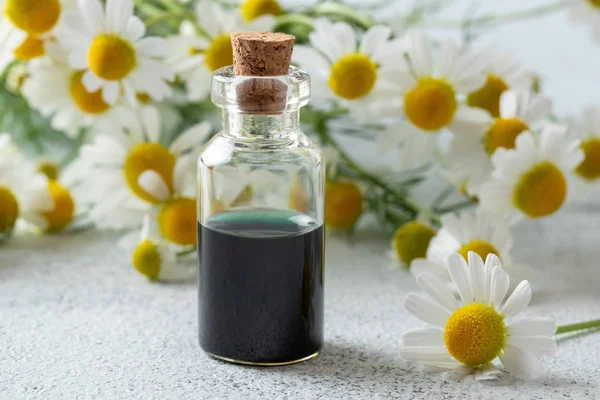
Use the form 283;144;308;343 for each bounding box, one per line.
414;208;514;281
391;215;437;268
239;0;283;22
568;106;600;182
0;0;76;73
121;216;195;282
480;124;584;219
447;90;553;196
0;133;52;240
325;179;364;230
466;46;532;118
78;106;211;233
395;31;488;134
60;0;173;106
402;252;557;380
565;0;600;42
22;45;124;138
168;1;274;101
376;120;438;170
293;19;405;123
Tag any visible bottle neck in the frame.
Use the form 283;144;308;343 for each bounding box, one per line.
222;110;301;139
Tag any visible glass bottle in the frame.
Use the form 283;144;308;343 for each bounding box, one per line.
197;65;325;366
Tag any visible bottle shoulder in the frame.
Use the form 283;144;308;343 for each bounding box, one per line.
199;130;323;168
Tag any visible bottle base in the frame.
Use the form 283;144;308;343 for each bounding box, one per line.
207;351;320;367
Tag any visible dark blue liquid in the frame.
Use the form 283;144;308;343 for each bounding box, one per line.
198;208;324;364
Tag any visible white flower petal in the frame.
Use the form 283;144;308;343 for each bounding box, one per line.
501;280;532;319
101;81;120;105
169;121;212;154
468;252;487;304
137;37;171;58
137;170;171;202
400;346;454;364
82;70;103;92
499;344;542;381
506;335;557;356
360;25;391;57
508;317;557;336
404;293;451;327
447;253;474;305
105;0;133;33
490;265;510;308
78;0;105;33
141;106;161;142
124;16;146;42
500;90;519;118
416;272;460;312
402;328;444;347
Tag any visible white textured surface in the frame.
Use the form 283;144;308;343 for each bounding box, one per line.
1;206;599;399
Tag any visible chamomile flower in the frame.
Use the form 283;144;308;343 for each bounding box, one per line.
78;106;211;230
293;19;405;123
121;216;195;282
325;179;364;229
568;106;600;182
22;46;123;138
239;0;283;22
480;124;584;219
565;0;600;42
395;31;488;133
0;0;76;73
391;215;437;268
425;208;514;276
466;46;532;117
169;0;275;101
447;90;553;196
0;133;52;240
60;0;173;106
402;252;557;380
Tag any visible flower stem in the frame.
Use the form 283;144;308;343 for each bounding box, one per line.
555;319;600;335
311;112;440;225
417;1;564;29
312;2;375;30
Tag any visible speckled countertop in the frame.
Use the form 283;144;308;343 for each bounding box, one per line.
1;206;599;399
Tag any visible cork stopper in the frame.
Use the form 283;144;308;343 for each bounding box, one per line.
231;32;296;113
232;32;295;76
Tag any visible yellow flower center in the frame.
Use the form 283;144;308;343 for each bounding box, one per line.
158;197;197;246
0;186;19;234
37;160;59;180
392;222;436;266
444;303;506;366
69;71;111;115
458;240;500;262
576;138;600;181
132;240;161;281
88;34;136;81
513;162;567;218
136;92;151;104
42;181;75;233
241;0;283;21
13;35;45;61
4;0;61;36
589;0;600;8
124;143;176;204
205;34;234;72
467;74;508;118
325;180;364;229
328;53;378;100
289;180;309;213
404;77;457;131
484;118;529;154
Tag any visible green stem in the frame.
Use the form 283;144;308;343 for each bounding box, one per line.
177;248;197;258
417;1;564;29
312;2;375;30
275;13;315;29
313;113;440;224
555;319;600;335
